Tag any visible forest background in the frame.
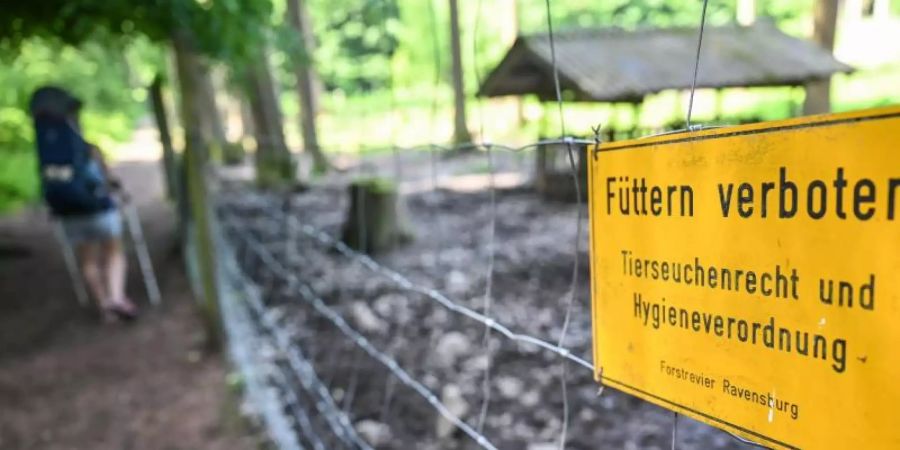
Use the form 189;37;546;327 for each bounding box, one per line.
1;0;899;212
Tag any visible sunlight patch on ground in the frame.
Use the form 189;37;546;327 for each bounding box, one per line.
109;126;162;162
403;171;528;195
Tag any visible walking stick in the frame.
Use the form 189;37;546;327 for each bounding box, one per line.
52;220;90;307
123;203;162;306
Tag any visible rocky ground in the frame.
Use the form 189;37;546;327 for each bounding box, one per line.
218;149;760;450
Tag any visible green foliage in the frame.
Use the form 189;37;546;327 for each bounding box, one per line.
190;0;277;66
517;0;731;30
0;152;39;214
1;0;184;47
0;0;277;70
308;0;400;93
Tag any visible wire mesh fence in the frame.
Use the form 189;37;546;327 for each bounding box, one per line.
185;143;768;450
176;0;773;447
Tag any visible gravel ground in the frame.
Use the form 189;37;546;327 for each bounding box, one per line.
218;149;761;450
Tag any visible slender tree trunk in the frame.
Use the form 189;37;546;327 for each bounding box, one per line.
172;32;210;250
164;49;183;139
149;74;178;200
803;0;840;115
286;0;330;174
502;0;526;127
244;45;294;188
448;0;471;145
184;123;223;350
240;98;255;139
198;67;228;147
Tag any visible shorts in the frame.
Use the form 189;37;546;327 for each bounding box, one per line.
60;208;123;245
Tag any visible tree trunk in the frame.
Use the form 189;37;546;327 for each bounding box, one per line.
172;33;224;342
197;66;228;149
502;0;526;127
171;31;209;242
149;74;178;201
448;0;471;145
171;32;227;159
286;0;330;174
172;32;209;159
244;45;295;188
240;97;255;139
341;179;411;254
184;125;223;350
803;0;839;115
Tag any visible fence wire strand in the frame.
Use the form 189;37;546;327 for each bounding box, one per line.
470;0;498;435
223;246;373;450
216;138;767;448
673;1;710;448
541;1;583;448
222;214;501;450
232;194;594;372
686;0;711;129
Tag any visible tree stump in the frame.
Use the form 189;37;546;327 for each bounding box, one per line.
255;152;296;189
221;142;246;166
341;178;411;254
534;141;588;203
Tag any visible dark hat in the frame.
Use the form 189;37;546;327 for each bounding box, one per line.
29;86;82;118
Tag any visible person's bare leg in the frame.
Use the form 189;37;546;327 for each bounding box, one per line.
102;238;132;310
77;242;110;310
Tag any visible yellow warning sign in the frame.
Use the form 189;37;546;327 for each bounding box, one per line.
588;106;900;449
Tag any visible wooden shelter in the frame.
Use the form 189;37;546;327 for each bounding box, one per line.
479;22;854;203
478;22;853;103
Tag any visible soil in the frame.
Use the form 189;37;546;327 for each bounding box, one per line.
0;161;258;450
218;149;760;450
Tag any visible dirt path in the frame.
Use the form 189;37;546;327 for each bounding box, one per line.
0;161;257;450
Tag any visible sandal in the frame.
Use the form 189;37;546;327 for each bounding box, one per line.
106;299;139;321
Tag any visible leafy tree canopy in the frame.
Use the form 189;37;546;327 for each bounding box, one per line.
0;0;276;64
306;0;400;93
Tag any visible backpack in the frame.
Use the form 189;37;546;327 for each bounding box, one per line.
34;116;114;216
